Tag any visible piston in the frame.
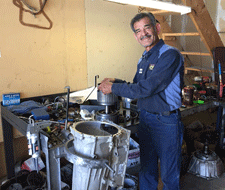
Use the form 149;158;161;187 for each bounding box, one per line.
96;87;119;124
97;89;118;106
95;109;119;124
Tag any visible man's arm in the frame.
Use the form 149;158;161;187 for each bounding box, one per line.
98;78;128;94
112;49;184;99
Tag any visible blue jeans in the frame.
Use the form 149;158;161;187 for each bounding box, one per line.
138;109;184;190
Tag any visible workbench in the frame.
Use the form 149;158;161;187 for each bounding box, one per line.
1;92;68;179
1;93;225;180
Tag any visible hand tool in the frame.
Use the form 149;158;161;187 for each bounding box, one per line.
218;62;225;98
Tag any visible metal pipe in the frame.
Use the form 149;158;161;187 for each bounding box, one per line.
65;86;70;130
105;105;109;114
83;75;99;103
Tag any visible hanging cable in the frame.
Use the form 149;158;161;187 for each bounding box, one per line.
21;0;48;15
12;0;53;29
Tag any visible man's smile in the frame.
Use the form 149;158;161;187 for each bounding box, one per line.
141;35;152;40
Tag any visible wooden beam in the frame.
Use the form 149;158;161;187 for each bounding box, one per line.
162;32;200;37
162;32;200;40
153;15;180;48
185;67;214;73
181;0;224;58
150;10;180;15
181;52;211;56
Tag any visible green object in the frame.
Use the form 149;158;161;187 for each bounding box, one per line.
193;100;204;104
192;84;201;90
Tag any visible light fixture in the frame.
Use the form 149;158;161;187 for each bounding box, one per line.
105;0;191;15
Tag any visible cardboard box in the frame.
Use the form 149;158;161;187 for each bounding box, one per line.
127;138;140;168
2;93;20;106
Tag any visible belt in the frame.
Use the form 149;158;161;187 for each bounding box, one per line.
148;109;178;116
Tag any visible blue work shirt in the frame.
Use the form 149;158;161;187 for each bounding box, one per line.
112;39;184;113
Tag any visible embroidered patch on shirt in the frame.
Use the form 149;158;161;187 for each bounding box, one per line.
149;64;155;70
139;68;143;74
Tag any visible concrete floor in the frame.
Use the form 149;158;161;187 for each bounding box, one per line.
180;173;225;190
127;164;225;190
1;167;225;189
1;154;225;189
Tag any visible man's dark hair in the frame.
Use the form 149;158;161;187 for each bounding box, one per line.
130;12;158;32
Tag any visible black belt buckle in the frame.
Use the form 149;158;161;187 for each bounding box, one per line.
161;109;177;116
147;109;178;116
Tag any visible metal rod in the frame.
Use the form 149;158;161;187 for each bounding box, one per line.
105;105;109;114
34;157;39;172
104;163;115;174
83;75;99;103
95;75;99;88
65;86;70;130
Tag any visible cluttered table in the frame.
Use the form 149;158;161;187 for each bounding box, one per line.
1;89;225;181
180;100;219;117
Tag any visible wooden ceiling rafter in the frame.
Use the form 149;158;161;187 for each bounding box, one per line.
181;0;224;58
139;0;224;74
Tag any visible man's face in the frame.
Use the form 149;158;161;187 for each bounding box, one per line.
133;17;159;51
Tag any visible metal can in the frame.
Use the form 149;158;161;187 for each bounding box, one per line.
182;86;194;106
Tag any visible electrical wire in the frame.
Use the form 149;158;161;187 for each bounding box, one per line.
21;0;48;15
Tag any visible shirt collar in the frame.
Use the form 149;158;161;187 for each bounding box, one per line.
142;39;165;57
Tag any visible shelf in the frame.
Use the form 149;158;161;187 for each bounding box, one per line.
185;66;214;73
162;32;200;40
181;52;211;56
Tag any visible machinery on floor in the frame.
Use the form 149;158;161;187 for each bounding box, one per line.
187;141;224;180
1;84;139;190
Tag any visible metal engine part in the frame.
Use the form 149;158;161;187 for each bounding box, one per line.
70;120;131;190
97;90;118;106
130;99;138;112
122;174;138;190
194;76;203;82
95;109;119;124
122;97;133;109
188;144;224;180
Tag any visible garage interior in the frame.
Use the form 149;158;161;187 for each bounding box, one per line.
1;0;225;189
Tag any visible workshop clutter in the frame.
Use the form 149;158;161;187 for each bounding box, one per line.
21;157;45;172
127;138;140;169
2;93;20;106
0;170;47;190
1;83;141;190
121;174;138;190
182;86;194;106
182;75;218;107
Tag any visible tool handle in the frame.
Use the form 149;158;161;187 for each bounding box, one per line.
219;62;222;75
218;62;224;98
220;83;223;98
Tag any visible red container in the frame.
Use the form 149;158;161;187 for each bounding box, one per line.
183;87;194;106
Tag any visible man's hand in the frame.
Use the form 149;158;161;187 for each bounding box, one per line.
98;81;113;95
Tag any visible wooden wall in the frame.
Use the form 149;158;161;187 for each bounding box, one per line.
85;0;144;86
0;0;87;178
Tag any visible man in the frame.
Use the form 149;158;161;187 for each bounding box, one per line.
98;12;184;190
